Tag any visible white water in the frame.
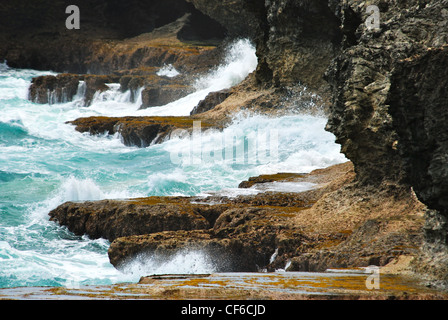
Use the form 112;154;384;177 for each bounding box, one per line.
0;39;347;287
157;64;180;78
122;250;218;276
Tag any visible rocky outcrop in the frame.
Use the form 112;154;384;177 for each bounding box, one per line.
0;0;226;74
48;163;353;271
325;0;448;191
29;74;81;104
322;1;448;284
67;116;222;148
141;84;192;109
46;159;437;282
26;31;223;108
49;197;227;242
190;89;232;116
187;0;342;96
258;0;342;94
48;162;430;276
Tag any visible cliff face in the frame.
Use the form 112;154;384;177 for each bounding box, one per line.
187;0;342;94
189;0;448;220
0;0;226;73
188;0;448;282
323;0;448;229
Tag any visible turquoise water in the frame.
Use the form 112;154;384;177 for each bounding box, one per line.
0;41;346;288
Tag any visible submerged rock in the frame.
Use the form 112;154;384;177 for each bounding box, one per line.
48;161;424;275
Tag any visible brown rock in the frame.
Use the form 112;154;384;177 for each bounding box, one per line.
67;116;222;148
28;74;81;104
190;89;232;115
49;197;228;242
140;85;192;109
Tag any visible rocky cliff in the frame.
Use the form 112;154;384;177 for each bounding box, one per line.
3;0;448;286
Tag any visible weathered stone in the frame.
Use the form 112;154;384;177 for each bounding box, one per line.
48;197;228;242
67;116;222;148
190;89;232;115
140;85;192;109
0;0;226;74
28;74;80;104
325;0;448;214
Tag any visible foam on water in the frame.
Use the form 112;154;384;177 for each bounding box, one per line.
0;39;347;288
121;249;218;277
136;39;258;117
157;64;180;78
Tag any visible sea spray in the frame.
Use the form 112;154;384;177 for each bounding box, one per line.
135;39;258;117
121;249;218;277
157;64;180;78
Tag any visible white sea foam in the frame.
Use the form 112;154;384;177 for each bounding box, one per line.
45;39;258;119
157;64;180;78
121;249;217;277
135;39;258;117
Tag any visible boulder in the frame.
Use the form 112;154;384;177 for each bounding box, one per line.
190;89;232;115
28;74;81;104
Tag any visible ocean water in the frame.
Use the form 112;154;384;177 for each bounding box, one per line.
0;40;346;288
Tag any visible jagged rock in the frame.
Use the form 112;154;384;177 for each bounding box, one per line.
258;0;342;94
186;0;266;39
238;173;306;189
190;89;232;115
67;116;221;148
140;85;192;108
0;0;226;74
28;74;81;104
107;230;265;272
107;205;304;271
48;197;228;242
325;0;448;215
388;47;448;215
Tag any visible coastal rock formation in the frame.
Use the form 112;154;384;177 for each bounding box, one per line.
0;0;226;74
49;197;227;242
49;162;429;275
67;116;222;148
190;89;232;116
321;1;448;284
29;74;81;104
5;0;448;285
46;161;433;279
140;84;192;109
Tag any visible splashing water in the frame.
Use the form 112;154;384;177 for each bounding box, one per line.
0;40;346;288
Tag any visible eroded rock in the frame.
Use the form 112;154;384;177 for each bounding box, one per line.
67;116;221;148
49;197;228;242
29;74;81;104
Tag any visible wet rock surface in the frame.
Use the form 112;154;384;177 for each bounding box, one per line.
48;161;433;281
4;0;448;289
2;272;446;300
67;116;222;148
29;74;81;104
